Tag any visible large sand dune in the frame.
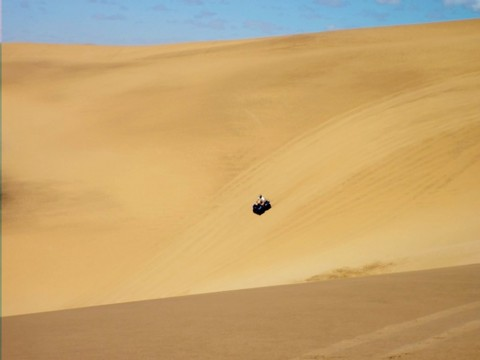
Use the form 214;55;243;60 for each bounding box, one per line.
4;264;480;359
3;20;480;316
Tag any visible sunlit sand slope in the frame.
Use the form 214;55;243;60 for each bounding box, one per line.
3;20;480;315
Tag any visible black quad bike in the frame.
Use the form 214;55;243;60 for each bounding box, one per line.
252;200;271;215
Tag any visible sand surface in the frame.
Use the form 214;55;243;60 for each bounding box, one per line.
3;19;480;316
4;264;480;359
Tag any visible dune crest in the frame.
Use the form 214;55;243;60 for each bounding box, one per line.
3;20;480;315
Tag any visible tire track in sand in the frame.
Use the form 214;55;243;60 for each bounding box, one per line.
290;301;480;360
379;320;480;360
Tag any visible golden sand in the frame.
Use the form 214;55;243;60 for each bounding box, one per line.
3;20;480;315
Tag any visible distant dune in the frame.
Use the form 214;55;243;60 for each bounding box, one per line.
3;19;480;316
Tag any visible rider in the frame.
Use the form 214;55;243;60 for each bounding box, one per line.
256;194;266;205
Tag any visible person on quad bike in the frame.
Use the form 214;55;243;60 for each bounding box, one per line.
256;194;266;206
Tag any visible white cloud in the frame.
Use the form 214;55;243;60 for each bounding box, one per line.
194;11;216;19
188;18;226;30
376;0;401;4
152;4;169;12
444;0;480;11
314;0;346;8
93;13;126;21
182;0;204;5
89;0;118;5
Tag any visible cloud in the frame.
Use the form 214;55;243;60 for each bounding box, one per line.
444;0;480;11
18;0;48;12
182;0;204;5
376;0;401;4
243;20;284;34
362;9;389;21
93;13;126;21
152;3;169;12
185;9;225;30
194;11;217;19
89;0;118;4
314;0;346;7
326;24;339;31
187;18;226;30
300;5;327;20
88;0;127;12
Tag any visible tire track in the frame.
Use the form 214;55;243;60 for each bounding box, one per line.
379;320;480;359
290;301;480;360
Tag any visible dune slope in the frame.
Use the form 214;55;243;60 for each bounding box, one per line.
4;264;480;360
3;20;480;315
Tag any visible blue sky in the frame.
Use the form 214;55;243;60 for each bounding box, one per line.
3;0;480;45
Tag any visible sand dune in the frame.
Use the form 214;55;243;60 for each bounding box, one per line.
3;20;480;316
4;264;480;359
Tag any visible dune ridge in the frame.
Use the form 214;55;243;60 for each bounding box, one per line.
3;19;480;315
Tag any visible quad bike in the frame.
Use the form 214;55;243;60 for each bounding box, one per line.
252;200;271;215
